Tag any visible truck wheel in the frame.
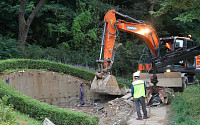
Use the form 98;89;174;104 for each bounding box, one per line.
179;76;188;92
193;76;199;84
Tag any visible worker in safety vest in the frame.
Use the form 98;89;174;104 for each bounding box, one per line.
131;71;149;120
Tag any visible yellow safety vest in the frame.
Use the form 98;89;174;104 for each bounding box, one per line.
132;80;145;98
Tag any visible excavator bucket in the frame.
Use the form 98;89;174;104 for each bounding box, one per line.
91;75;121;95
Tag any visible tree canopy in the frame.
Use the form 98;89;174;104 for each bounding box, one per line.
0;0;199;78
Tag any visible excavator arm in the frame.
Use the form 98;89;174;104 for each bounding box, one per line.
100;9;159;70
91;9;161;95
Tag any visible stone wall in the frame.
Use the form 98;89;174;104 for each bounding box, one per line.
1;70;99;107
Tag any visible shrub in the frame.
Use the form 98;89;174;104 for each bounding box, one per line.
0;59;95;82
0;96;16;125
0;80;99;125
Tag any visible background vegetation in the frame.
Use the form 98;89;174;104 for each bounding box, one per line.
0;1;200;124
171;85;200;124
0;0;199;79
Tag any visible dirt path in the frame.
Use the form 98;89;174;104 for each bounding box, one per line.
126;105;171;125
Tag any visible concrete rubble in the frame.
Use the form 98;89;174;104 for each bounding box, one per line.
66;92;135;125
43;118;55;125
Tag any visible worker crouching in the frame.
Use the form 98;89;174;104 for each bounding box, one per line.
131;71;150;120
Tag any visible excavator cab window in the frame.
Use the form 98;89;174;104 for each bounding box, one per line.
159;39;173;57
186;39;195;67
175;39;184;49
186;39;194;49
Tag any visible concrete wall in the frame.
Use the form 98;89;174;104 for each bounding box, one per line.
1;70;99;107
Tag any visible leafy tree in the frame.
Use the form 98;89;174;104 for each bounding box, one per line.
0;1;19;38
151;0;200;22
0;35;22;59
150;0;200;43
71;1;97;49
18;0;46;51
29;2;75;47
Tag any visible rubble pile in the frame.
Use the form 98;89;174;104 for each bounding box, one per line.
65;94;135;125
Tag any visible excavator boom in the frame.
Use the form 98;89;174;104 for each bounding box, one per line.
102;10;160;68
91;10;161;95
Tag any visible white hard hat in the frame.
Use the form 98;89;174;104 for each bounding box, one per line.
133;71;140;77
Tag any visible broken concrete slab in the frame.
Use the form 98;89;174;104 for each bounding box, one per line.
43;118;55;125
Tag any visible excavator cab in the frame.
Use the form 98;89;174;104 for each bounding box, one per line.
158;37;196;71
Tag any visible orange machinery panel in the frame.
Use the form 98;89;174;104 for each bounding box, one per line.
196;55;200;69
138;64;153;71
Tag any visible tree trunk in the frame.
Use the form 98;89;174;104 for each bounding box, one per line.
148;0;156;24
18;0;46;52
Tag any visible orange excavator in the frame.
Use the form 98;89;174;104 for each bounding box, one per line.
91;10;200;105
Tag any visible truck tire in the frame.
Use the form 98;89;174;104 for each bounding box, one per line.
193;76;199;84
179;76;188;92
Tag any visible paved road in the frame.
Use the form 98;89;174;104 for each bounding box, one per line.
127;106;169;125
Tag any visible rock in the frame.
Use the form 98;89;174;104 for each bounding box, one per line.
43;118;55;125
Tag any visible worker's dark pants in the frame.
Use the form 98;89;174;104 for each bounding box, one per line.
134;96;147;118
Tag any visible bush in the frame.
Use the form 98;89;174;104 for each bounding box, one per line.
0;59;95;82
0;96;16;125
0;35;22;59
0;59;127;87
0;80;99;125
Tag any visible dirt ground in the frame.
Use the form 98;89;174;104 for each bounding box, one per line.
65;93;173;125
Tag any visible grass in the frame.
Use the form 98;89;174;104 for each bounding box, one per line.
170;85;200;125
0;96;42;125
13;110;43;125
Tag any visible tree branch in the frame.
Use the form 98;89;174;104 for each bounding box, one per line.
26;0;46;29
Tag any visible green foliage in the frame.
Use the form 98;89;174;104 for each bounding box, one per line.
71;3;97;49
0;0;19;38
0;35;22;59
152;0;200;22
0;95;42;125
0;59;127;88
112;40;145;77
30;2;75;47
0;59;95;82
171;85;200;124
0;96;16;125
2;0;199;79
0;80;99;125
